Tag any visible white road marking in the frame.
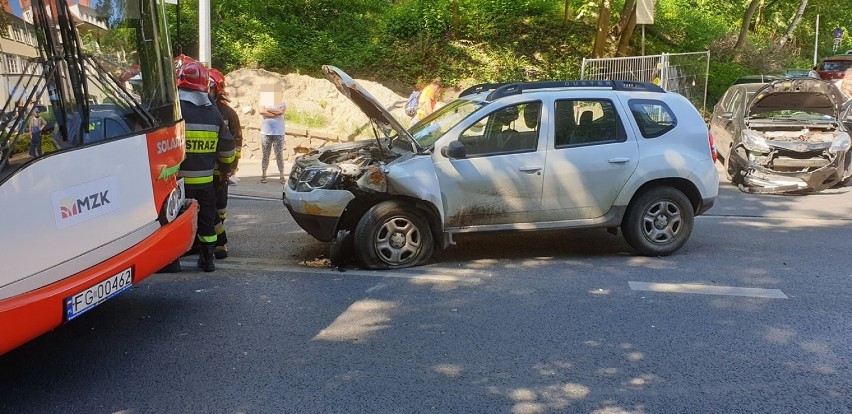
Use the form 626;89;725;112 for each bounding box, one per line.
628;281;788;299
179;257;485;284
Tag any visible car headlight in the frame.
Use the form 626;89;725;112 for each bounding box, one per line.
829;133;851;155
296;167;340;192
742;130;770;153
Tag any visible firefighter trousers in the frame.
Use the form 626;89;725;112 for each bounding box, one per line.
213;178;229;247
185;184;217;246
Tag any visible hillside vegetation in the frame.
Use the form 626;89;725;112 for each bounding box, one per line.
168;0;852;106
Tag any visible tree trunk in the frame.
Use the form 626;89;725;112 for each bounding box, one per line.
614;0;635;37
451;0;459;39
616;7;637;56
779;0;808;46
735;0;761;50
593;0;612;58
563;0;572;26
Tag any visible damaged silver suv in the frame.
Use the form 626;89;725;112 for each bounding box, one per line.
283;66;719;269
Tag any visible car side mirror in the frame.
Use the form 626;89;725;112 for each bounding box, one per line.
441;140;466;159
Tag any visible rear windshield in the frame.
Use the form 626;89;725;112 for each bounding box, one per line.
820;60;852;71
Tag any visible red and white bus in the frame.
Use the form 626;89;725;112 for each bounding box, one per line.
0;0;196;355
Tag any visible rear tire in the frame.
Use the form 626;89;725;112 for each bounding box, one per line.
622;187;694;256
354;200;434;269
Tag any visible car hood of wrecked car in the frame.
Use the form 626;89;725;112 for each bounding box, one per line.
747;78;846;119
322;65;421;153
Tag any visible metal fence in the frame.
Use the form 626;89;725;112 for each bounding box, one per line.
581;51;710;114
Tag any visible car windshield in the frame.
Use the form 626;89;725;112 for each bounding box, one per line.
409;99;484;148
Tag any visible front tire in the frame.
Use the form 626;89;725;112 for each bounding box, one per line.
354;200;434;269
622;187;694;256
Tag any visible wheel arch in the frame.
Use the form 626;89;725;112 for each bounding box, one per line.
626;178;702;214
338;195;443;248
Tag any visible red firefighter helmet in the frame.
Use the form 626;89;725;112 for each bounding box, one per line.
173;54;196;70
176;60;208;92
208;68;228;99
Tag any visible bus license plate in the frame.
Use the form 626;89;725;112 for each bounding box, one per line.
65;268;134;321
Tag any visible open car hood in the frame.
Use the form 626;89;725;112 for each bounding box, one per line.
747;78;845;118
322;65;420;152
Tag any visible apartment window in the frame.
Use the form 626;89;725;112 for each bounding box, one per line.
12;25;23;42
6;55;20;74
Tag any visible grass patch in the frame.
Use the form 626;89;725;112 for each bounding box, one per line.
285;110;328;129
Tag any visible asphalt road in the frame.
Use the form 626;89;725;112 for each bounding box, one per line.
1;178;851;413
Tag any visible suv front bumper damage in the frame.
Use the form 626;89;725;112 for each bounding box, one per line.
283;187;354;242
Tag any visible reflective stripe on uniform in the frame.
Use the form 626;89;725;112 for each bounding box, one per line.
184;176;214;185
185;129;219;154
198;234;217;243
180;169;216;177
186;123;220;132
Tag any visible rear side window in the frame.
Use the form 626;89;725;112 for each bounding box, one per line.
553;99;626;148
628;99;677;138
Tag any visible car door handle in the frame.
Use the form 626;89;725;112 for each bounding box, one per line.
519;166;542;174
608;158;630;164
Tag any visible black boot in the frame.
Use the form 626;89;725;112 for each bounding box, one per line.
197;244;216;272
214;244;229;259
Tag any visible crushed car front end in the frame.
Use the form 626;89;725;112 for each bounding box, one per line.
284;140;401;241
729;79;852;193
730;128;851;193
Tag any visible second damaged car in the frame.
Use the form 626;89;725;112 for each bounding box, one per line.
710;78;852;193
284;66;719;269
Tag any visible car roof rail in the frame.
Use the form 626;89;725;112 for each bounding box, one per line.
484;80;665;101
458;82;511;98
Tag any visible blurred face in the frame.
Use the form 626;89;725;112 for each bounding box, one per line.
260;83;283;106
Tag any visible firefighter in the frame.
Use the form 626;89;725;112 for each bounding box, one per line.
207;68;242;259
175;59;235;272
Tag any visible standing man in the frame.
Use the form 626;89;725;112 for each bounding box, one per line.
28;109;46;157
258;83;287;184
208;68;242;259
174;59;235;272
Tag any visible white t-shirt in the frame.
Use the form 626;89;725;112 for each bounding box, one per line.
260;101;286;135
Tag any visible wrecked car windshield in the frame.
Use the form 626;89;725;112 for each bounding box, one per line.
409;99;483;148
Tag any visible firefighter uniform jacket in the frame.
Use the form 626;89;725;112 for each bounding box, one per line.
178;90;235;186
216;99;243;170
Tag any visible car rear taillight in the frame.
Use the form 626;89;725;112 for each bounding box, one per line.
708;131;717;163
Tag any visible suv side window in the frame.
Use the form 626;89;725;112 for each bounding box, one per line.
554;99;625;148
459;102;540;157
628;99;677;138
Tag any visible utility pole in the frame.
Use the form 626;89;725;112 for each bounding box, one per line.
813;14;819;67
199;0;211;66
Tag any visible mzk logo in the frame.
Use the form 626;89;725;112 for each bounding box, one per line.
52;176;120;230
59;191;111;219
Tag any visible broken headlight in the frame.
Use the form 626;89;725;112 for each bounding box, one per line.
296;166;340;192
829;133;851;155
742;130;770;153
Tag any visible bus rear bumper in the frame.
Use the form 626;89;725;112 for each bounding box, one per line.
0;200;198;356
